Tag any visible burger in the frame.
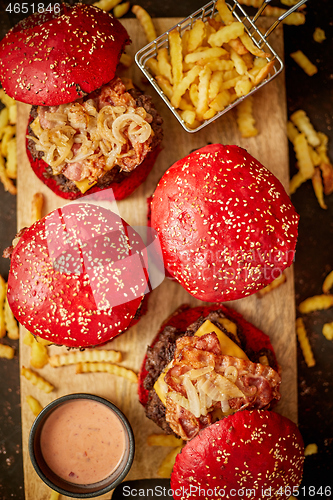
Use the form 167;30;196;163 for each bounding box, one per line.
151;143;299;302
138;304;282;440
170;410;304;500
4;202;151;348
0;3;163;200
139;305;305;500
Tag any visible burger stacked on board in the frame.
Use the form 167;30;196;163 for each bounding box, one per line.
0;3;163;200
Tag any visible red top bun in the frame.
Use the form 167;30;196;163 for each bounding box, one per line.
6;203;148;347
0;3;130;105
151;143;299;302
171;410;304;500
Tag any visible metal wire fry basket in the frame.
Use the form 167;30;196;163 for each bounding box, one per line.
135;0;307;133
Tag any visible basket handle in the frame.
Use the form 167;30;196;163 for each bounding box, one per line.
252;0;308;40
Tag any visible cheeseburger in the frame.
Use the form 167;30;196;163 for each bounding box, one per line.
139;306;304;500
151;143;299;302
139;304;281;440
0;3;163;199
4;202;150;348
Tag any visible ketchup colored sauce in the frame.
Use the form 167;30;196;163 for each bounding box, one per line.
40;399;126;485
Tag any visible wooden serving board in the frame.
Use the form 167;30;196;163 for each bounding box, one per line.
16;18;296;500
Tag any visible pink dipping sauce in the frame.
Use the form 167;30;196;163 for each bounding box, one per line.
40;399;126;485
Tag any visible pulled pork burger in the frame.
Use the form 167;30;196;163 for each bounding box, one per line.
0;3;163;199
151;143;299;302
138;304;281;441
4;203;150;347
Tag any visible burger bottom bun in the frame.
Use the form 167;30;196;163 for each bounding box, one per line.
171;410;304;500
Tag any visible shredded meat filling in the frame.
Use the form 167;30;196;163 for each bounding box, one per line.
27;77;154;185
164;332;281;441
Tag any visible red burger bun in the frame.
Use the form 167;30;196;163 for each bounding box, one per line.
6;203;149;347
171;410;304;500
151;143;299;302
0;4;130;105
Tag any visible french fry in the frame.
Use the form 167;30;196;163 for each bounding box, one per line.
31;192;44;224
262;6;306;26
49;490;60;500
169;30;183;88
196;66;212;119
145;57;159;76
93;0;122;11
322;271;333;294
322;322;333;341
208;22;245;47
290;50;318;76
132;5;157;43
49;349;122;367
23;332;34;347
113;1;130;18
76;362;138;383
256;272;286;297
290;110;320;148
240;33;269;58
187;19;206;53
0;155;17;194
155;76;174;100
0;107;9;131
313;27;326;43
236;0;263;6
234;76;252;97
0;89;16;108
215;0;235;25
299;294;333;314
147;434;184;447
30;339;49;369
319;162;333;196
293;133;315;180
296;317;315;368
21;366;54;393
157;48;173;84
26;395;43;416
157;446;183;478
1;125;15;157
6;137;17;179
184;47;228;65
0;275;6;338
304;443;318;456
8;104;17;125
171;66;201;108
0;343;15;359
289;171;306;195
4;290;19;340
312;167;327;209
236;96;258;138
119;53;132;68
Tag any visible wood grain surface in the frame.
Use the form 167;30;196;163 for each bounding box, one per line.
16;18;296;500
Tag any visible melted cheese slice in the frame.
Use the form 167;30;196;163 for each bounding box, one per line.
153;319;248;406
194;320;248;361
74;178;97;194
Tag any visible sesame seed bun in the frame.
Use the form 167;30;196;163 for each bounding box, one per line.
171;410;304;500
0;4;130;105
6;203;148;347
151;143;299;302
